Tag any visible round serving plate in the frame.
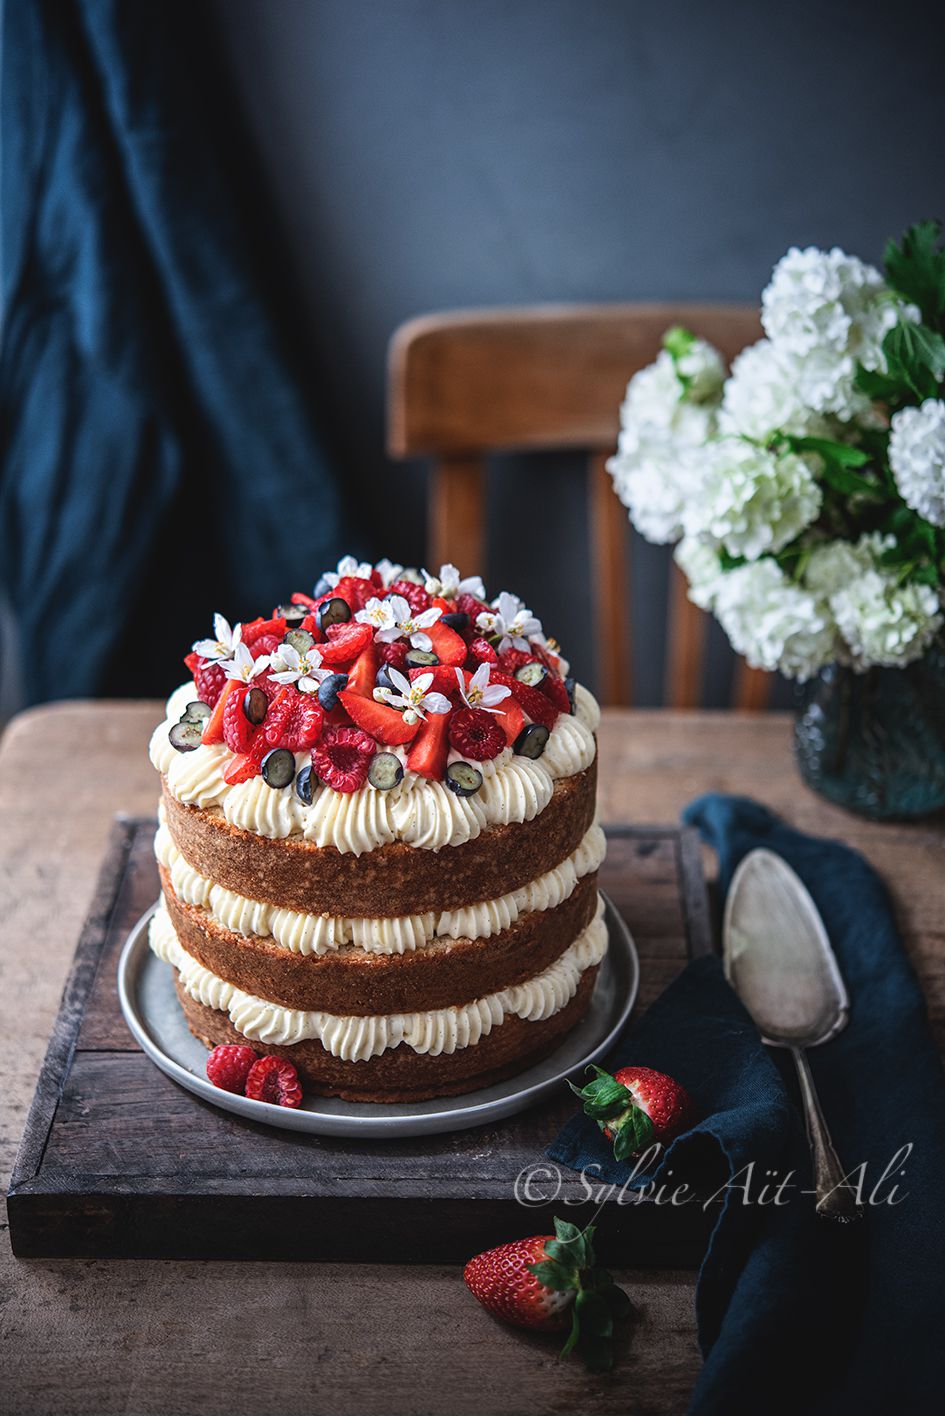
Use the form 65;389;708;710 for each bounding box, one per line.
117;893;639;1138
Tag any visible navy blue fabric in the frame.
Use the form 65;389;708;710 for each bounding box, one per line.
550;795;945;1414
0;1;348;703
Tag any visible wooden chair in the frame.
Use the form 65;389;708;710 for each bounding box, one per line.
386;303;768;708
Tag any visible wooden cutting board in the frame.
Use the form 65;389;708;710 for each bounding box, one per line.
8;818;715;1264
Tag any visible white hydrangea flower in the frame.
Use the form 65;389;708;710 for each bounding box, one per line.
617;349;719;446
802;533;891;598
674;536;726;612
476;591;542;652
607;434;707;544
888;399;945;527
423;563;486;601
830;568;942;670
714;558;836;680
760;246;917;420
684;440;822;561
718;339;833;441
671;336;726;404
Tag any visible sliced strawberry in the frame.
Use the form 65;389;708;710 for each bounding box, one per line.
338;690;419;745
300;612;324;642
492;695;526;747
223;685;258;753
467;637;499;667
203;679;241;744
184;651;201;677
426;619;467;666
263;688;324;751
406;710;450;779
222;732;268;784
492;670;559;730
409;664;462;697
542;672;572;715
388;579;432;614
319;621;374;665
195;660;227;707
457;591;491;622
346;641;379;697
291;591;319;609
242;616;286;648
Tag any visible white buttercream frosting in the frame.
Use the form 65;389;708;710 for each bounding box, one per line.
151;680;598;854
148;895;607;1061
154;818;606;956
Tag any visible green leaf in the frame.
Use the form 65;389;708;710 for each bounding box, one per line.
612;1105;655;1162
884;219;945;328
662;325;697;361
818;463;881;497
560;1304;582;1358
552;1217;583;1246
571;1066;634;1121
577;1334;615;1372
788;436;870;467
855;363;905;402
575;1289;614;1339
883;321;945;400
527;1259;576;1292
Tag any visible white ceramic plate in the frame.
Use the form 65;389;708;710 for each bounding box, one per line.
117;893;639;1138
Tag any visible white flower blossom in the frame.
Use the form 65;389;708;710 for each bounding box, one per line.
324;555;374;587
423;563;486;601
888;399;945;527
374;558;404;588
668;333;726;404
193;613;242;663
830;567;942;670
356;595;442;651
608;434;708;545
374;668;451;723
802;534;890;598
674;537;726;612
454;662;511;714
714;558;837;680
685;440;822;561
718;339;834;441
268;643;332;695
219;642;271;683
476;591;542;653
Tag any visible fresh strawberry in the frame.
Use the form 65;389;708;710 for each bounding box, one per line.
222;732;268;784
184;651;201;677
346;641;379;697
405;709;450;779
263;688;324;751
388;579;432;614
467;636;499;666
319;621;374;665
409;664;461;697
223;684;259;753
290;591;319;609
338;690;419;745
542;671;573;715
195;659;227;707
313;725;376;792
202;678;240;744
457;591;491;622
448;707;506;761
498;647;538;675
493;670;559;730
570;1065;695;1162
492;694;526;747
464;1218;631;1369
378;639;409;669
206;1044;257;1093
300;612;323;640
425;618;467;666
242;616;286;648
243;1055;303;1108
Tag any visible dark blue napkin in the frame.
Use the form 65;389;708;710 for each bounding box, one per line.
549;795;945;1414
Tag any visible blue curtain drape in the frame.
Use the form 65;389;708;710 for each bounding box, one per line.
0;0;348;704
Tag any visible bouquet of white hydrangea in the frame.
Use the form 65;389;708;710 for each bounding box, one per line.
607;223;945;680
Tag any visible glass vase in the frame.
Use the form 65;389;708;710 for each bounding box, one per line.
794;646;945;820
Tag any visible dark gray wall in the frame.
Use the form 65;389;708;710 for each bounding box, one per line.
213;0;945;703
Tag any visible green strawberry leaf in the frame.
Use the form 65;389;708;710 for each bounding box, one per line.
544;1235;588;1270
560;1303;582;1358
884;219;945;329
552;1216;584;1245
570;1066;633;1121
527;1259;577;1292
612;1105;655;1162
575;1289;614;1338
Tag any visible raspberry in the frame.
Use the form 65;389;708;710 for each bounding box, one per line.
498;647;538;674
263;688;324;751
378;639;409;669
467;637;499;666
457;591;491;622
243;616;286;647
493;671;559;730
195;659;227;706
250;632;283;660
448;707;506;761
313;725;376;792
244;1055;303;1108
388;579;432;614
223;684;258;752
206;1044;257;1093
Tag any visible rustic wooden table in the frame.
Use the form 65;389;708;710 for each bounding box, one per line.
2;702;942;1416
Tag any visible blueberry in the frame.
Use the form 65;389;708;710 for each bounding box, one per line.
375;664;398;693
440;611;469;631
405;648;439;670
317;672;348;712
169;720;203;752
261;748;296;789
285;627;315;655
181;700;211;725
514;662;547;688
242;686;268;725
513;723;550;759
277;603;308;629
317;596;351;632
312;575;332;598
445;762;483;797
368;752;404;791
564;676;576;713
295;763;316;805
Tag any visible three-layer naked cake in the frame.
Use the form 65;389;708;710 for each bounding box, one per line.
149;557;605;1101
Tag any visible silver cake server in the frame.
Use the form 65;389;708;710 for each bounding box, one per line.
723;848;862;1222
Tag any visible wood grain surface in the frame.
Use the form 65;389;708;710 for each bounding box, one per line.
2;701;942;1416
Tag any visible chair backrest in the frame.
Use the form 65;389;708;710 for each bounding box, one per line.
387;303;766;708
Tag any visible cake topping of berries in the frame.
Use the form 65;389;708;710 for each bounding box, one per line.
448;706;506;761
243;1055;304;1108
313;725;376;793
206;1044;257;1094
356;594;442;651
